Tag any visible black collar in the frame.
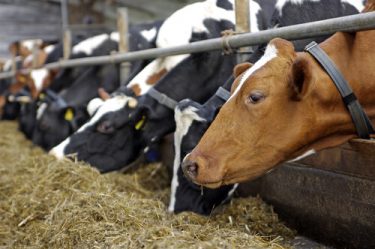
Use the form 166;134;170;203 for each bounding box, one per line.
305;41;374;139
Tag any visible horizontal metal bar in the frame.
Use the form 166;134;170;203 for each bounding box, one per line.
1;12;375;80
0;71;15;80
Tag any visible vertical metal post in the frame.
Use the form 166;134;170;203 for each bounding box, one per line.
61;0;71;60
11;56;17;74
32;40;39;68
117;8;131;84
235;0;252;63
63;30;72;60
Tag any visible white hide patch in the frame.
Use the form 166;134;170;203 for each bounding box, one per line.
110;32;119;42
220;183;239;206
249;0;262;32
342;0;364;12
140;27;157;42
288;149;316;162
87;97;104;116
50;95;132;159
21;39;42;51
156;0;234;48
36;102;47;120
44;44;56;55
168;106;205;213
23;54;34;67
126;0;250;96
3;59;13;72
229;44;278;101
72;33;109;55
78;95;131;132
49;138;71;159
30;68;48;92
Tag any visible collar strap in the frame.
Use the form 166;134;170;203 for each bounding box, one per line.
305;41;374;139
147;87;178;110
45;89;68;109
44;89;78;131
215;87;231;101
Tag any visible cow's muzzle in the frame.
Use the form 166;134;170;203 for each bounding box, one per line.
181;153;223;189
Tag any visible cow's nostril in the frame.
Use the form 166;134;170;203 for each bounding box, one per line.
182;159;198;179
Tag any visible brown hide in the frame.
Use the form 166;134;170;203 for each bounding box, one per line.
183;9;375;188
146;68;167;85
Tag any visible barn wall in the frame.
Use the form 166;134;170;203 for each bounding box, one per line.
0;0;200;59
0;1;62;58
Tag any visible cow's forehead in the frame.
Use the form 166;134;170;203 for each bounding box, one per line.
77;95;131;132
229;44;278;101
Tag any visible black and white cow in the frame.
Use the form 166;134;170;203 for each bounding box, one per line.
30;21;162;150
50;0;276;172
168;0;365;215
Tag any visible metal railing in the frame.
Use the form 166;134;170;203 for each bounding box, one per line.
1;12;375;80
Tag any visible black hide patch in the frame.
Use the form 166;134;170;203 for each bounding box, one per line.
216;0;233;10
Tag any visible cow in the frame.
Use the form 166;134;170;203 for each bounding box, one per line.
181;2;374;190
30;21;162;150
50;0;277;172
8;39;47;59
169;0;365;214
0;56;25;119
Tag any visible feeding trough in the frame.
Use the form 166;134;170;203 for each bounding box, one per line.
238;139;375;248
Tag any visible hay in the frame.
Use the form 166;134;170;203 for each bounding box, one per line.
0;121;295;248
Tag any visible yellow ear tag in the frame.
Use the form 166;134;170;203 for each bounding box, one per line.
64;108;74;121
39;93;45;100
19;75;27;83
135;115;146;130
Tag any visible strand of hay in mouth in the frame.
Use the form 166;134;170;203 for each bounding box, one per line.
0;121;295;249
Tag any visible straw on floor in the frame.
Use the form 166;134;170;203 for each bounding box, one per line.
0;121;295;248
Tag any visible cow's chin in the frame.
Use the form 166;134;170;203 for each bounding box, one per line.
194;180;223;189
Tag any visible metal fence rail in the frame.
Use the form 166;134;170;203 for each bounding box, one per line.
1;12;375;80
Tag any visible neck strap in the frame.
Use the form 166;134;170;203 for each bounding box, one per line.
305;41;374;139
147;87;178;110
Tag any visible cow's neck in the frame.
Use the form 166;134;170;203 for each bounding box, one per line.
298;31;375;153
321;31;375;120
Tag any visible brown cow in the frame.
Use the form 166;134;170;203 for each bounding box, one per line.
182;5;375;188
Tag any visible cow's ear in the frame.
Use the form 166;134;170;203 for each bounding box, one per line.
9;42;19;56
233;62;253;78
98;88;111;100
289;56;314;101
230;62;253;94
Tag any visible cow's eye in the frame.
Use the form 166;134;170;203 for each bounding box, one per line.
248;91;265;104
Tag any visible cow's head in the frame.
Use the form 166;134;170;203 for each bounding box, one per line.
169;96;237;215
182;38;357;188
32;99;85;150
50;94;145;172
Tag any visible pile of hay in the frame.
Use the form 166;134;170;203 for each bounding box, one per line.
0;121;295;248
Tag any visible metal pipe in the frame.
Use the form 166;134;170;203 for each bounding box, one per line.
45;12;375;69
1;12;375;80
61;0;69;33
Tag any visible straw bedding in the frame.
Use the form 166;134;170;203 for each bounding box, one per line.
0;121;295;248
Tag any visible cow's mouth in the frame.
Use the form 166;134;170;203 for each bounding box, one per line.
193;179;223;189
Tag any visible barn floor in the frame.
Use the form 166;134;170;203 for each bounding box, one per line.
0;121;326;248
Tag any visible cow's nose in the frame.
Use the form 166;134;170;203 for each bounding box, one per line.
182;159;198;180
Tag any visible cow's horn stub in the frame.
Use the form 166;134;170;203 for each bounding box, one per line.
98;88;111;100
